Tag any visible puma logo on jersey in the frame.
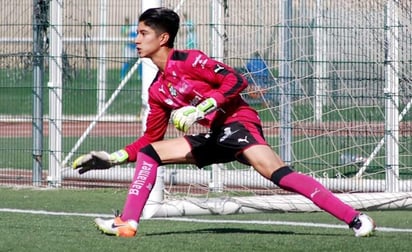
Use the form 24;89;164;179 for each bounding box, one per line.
214;64;225;73
159;84;166;94
237;136;249;144
310;188;321;199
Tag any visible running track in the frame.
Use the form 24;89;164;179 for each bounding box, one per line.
1;121;412;137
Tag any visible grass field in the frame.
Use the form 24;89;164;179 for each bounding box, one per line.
1;187;412;252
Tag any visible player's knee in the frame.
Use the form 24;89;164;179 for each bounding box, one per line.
140;144;162;164
270;166;294;186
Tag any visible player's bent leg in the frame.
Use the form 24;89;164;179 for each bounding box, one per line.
120;144;161;226
271;166;376;236
92;144;160;237
243;145;376;237
95;139;194;237
94;144;160;237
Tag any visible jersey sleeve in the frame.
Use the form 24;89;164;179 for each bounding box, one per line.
124;87;171;162
186;51;248;106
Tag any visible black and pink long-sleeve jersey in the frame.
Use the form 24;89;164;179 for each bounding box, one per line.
124;49;261;161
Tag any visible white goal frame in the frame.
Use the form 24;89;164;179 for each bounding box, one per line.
63;166;412;218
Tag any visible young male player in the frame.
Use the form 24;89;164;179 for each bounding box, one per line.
73;7;376;238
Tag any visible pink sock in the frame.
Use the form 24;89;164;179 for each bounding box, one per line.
279;172;358;224
121;151;158;222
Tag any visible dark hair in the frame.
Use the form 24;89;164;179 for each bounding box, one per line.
139;7;180;48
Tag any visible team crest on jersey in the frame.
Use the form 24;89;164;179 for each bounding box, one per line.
167;82;177;96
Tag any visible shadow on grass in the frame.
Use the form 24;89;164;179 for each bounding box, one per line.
144;227;346;237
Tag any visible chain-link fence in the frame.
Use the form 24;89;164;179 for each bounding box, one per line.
1;1;411;194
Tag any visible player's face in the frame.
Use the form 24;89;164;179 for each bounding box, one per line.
135;22;165;58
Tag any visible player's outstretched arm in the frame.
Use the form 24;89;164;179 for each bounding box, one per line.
72;149;128;174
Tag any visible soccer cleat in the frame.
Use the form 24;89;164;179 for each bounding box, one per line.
349;213;376;237
94;216;138;237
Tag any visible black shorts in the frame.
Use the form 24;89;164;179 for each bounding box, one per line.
184;121;267;168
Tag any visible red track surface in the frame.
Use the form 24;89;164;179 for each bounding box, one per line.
1;121;412;137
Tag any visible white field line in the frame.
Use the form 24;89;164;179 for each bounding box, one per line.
0;208;113;218
1;208;412;233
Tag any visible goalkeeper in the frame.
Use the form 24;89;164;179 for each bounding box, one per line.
73;7;375;238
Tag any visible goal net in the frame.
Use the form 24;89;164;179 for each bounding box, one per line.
56;0;412;215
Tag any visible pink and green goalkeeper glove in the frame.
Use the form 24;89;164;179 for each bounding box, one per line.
171;98;217;132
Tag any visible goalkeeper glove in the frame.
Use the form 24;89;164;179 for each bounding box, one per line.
72;149;128;174
171;98;217;132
